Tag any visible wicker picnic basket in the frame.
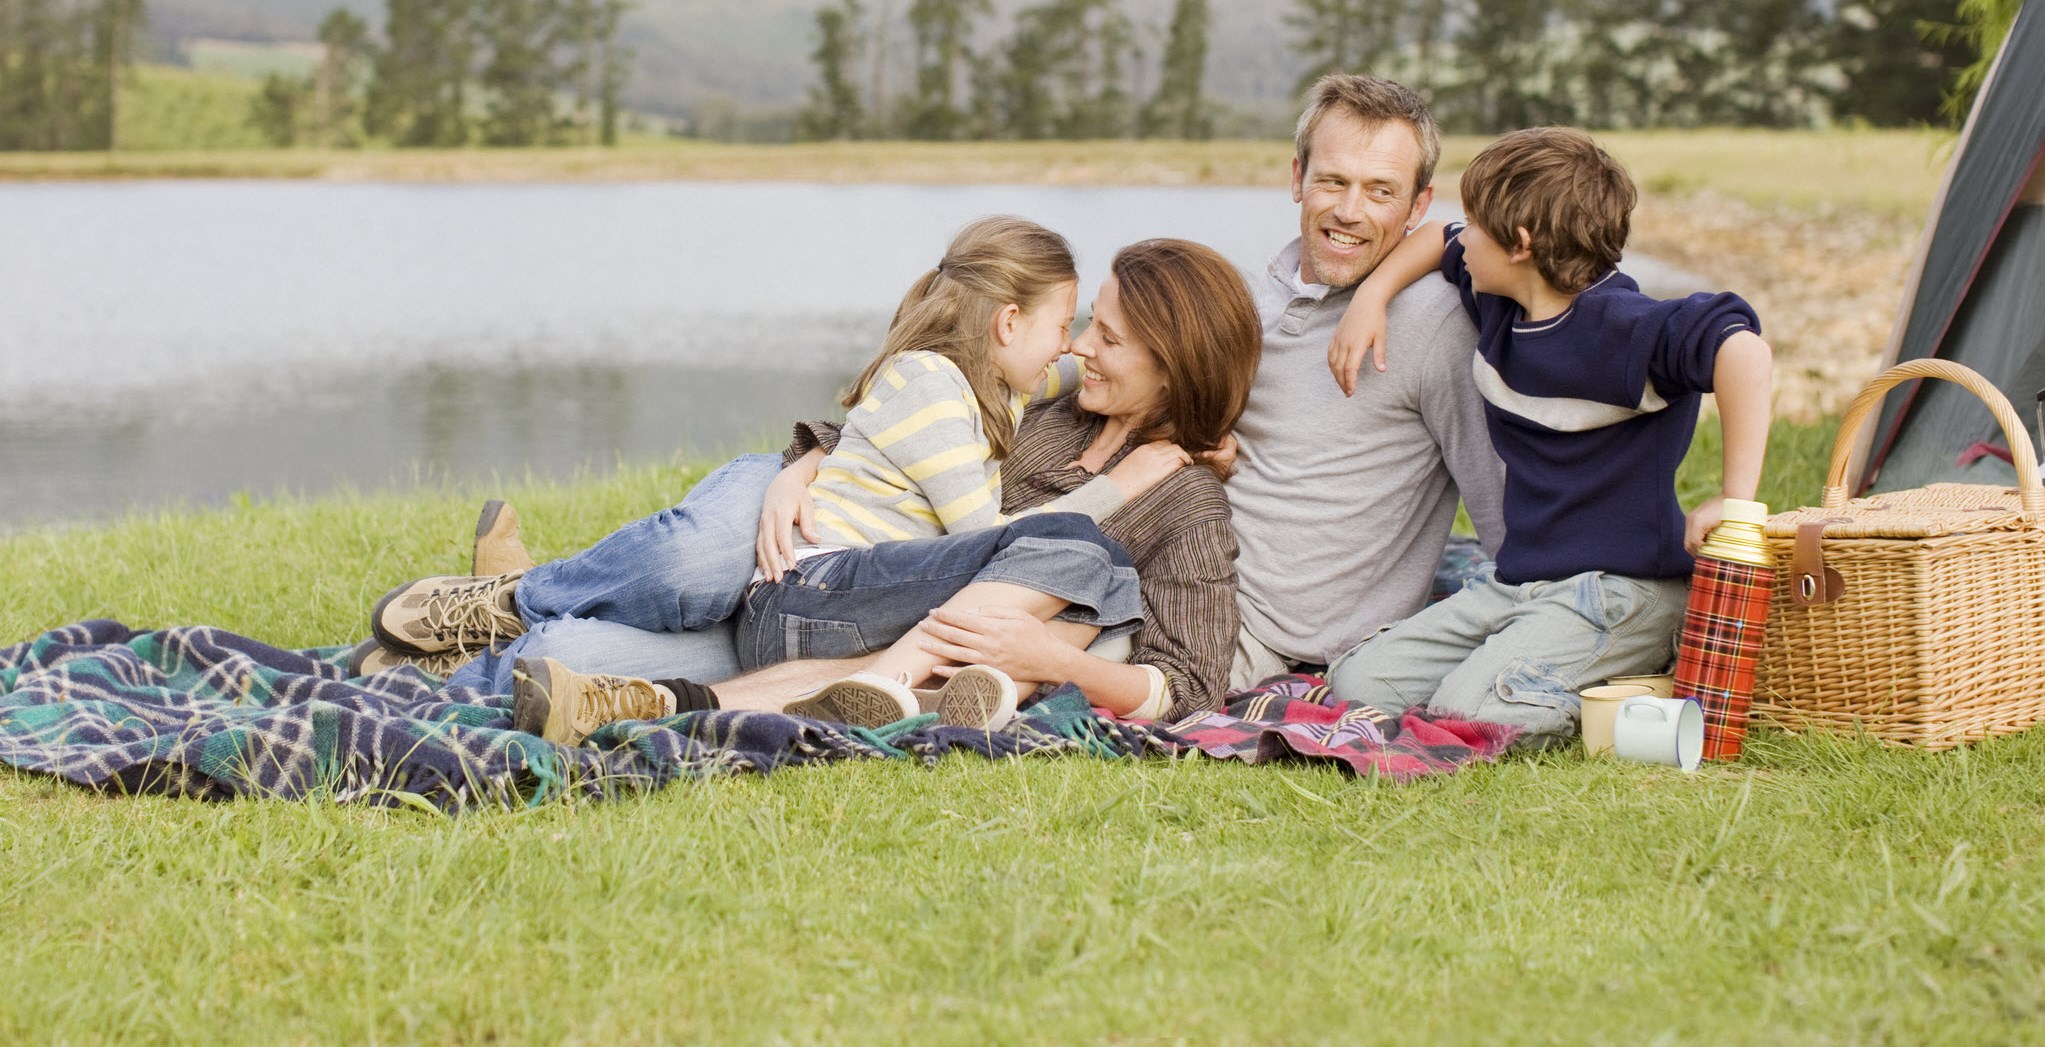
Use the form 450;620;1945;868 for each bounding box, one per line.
1753;359;2045;750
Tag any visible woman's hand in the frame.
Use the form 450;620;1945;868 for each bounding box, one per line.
919;606;1078;687
756;449;825;578
1103;440;1193;500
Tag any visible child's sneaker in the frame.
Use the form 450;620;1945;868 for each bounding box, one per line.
784;672;918;728
914;664;1018;730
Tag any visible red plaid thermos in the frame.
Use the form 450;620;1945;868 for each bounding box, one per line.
1671;498;1775;761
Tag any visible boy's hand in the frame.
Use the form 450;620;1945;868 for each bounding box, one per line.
1684;495;1726;555
1328;290;1391;396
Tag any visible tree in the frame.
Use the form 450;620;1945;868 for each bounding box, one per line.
250;72;306;146
1;0;94;150
366;0;477;146
479;0;564;146
902;0;989;140
1928;0;2023;124
799;0;865;140
1139;0;1209;139
312;8;371;147
1285;0;1397;95
90;0;144;151
1440;0;1559;132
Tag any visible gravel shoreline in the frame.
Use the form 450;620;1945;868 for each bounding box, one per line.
1631;191;1921;421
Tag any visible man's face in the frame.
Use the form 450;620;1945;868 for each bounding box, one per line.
1290;111;1434;288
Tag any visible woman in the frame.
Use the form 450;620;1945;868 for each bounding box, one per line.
509;238;1263;741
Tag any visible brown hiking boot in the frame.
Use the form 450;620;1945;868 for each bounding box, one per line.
472;499;536;577
511;656;676;745
346;639;476;679
784;671;918;728
913;664;1019;730
371;571;526;656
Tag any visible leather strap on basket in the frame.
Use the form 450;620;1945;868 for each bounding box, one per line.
1792;522;1846;606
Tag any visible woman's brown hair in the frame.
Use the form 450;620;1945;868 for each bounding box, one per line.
842;215;1077;459
1109;238;1263;479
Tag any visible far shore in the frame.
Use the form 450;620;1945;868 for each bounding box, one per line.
0;129;1945;218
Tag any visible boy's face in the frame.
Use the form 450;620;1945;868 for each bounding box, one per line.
1455;221;1520;297
1290;110;1434;288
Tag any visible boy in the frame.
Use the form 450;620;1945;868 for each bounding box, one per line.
1321;126;1773;748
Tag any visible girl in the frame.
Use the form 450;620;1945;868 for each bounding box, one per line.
364;217;1187;735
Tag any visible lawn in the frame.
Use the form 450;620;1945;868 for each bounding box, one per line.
6;418;2044;1043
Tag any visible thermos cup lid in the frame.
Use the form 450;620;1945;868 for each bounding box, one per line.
1719;498;1769;525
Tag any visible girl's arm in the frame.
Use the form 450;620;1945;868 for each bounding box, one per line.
1329;219;1450;395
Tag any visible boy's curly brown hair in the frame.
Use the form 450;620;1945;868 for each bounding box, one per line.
1460;127;1636;295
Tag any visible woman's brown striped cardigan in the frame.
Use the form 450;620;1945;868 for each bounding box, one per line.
789;393;1240;720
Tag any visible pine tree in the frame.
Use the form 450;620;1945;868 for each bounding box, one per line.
479;0;563;146
1285;0;1396;95
596;0;629;145
799;0;865;140
1139;0;1209;139
366;0;477;146
250;71;306;146
313;8;371;147
90;0;143;151
903;0;988;140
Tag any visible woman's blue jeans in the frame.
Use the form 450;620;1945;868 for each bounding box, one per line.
734;513;1144;672
444;453;779;694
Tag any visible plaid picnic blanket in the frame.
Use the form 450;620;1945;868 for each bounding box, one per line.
0;622;1512;810
1170;674;1520;782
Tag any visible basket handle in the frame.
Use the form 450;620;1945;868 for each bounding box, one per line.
1825;358;2045;514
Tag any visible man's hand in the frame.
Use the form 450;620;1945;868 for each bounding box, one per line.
1684;495;1726;555
1199;433;1239;472
919;606;1076;687
1328;290;1391;396
756;449;824;578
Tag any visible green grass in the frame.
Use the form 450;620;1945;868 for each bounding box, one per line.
5;419;2043;1043
118;65;271;152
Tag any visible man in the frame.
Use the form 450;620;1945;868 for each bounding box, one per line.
446;75;1501;720
1224;74;1504;689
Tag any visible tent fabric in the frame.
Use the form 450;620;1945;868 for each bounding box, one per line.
1860;0;2045;494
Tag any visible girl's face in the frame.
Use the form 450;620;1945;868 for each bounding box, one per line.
992;279;1078;393
1070;275;1168;423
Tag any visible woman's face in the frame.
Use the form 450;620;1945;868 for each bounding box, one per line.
1070;275;1168;423
992;279;1078;393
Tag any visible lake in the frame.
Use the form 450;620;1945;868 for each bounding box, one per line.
0;180;1706;530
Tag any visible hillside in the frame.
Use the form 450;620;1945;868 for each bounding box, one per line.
148;0;1301;126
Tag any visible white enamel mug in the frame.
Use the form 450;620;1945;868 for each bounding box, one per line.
1611;696;1703;772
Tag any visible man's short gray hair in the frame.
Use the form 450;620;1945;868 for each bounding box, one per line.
1293;74;1442;196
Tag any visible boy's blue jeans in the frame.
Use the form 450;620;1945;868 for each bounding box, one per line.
444;453;778;694
735;513;1143;672
1325;564;1687;749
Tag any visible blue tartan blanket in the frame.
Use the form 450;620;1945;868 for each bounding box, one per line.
1;620;1510;811
0;621;1184;811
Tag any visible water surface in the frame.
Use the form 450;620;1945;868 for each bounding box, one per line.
0;180;1706;530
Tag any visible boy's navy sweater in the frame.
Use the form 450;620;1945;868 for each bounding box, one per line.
1440;223;1759;585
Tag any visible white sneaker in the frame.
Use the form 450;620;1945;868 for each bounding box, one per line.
914;664;1018;730
784;671;918;728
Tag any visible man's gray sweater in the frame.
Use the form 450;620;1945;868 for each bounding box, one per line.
1229;239;1507;665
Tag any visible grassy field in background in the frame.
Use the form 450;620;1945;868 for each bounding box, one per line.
8;419;2045;1042
0;126;1950;219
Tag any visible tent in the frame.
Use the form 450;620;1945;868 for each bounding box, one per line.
1853;0;2045;494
